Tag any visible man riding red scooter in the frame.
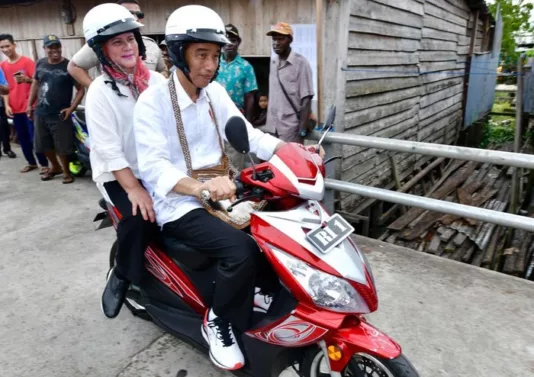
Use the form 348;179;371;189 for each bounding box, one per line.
94;5;420;377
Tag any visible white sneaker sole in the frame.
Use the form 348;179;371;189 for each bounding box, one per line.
201;324;244;371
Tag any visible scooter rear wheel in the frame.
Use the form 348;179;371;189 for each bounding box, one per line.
108;240;151;321
301;347;420;377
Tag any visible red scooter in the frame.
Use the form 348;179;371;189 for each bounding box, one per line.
94;108;420;377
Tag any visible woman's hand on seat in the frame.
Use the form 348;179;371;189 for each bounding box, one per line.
127;186;156;223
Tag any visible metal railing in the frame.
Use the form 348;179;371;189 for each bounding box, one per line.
308;131;534;232
11;107;532;230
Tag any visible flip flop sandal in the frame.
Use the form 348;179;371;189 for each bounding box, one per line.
40;167;50;175
41;171;62;181
21;165;38;173
62;175;75;184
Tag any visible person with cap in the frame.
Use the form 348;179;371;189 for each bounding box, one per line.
215;23;259;170
216;24;258;121
0;33;48;173
82;3;166;319
133;5;290;370
26;35;85;184
67;0;168;88
265;22;314;144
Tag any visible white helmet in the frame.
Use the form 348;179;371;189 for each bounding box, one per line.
165;5;230;78
83;3;146;98
83;3;144;48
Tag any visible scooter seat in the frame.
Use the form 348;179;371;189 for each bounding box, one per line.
162;235;213;271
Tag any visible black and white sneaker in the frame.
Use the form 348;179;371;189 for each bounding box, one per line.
201;309;245;370
253;288;273;313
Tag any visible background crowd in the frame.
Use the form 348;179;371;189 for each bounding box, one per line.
0;0;315;181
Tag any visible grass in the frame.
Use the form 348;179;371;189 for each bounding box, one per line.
480;118;515;149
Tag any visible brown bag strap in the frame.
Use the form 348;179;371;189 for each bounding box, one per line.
276;65;300;120
168;78;230;177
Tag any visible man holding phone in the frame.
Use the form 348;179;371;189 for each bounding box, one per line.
0;33;48;173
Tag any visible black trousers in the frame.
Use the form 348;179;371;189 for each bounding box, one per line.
163;208;258;332
104;180;157;285
0;107;12;153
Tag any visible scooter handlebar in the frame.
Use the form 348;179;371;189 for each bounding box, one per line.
200;177;261;213
199;177;248;212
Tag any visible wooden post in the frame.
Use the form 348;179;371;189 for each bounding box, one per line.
388;154;406;214
461;10;480;127
482;15;490;52
320;0;350;214
389;154;402;190
511;54;525;215
469;10;480;56
316;0;324;124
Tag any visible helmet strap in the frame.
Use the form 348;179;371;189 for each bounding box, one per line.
93;44;127;98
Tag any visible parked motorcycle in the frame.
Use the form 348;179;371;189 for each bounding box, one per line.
93;108;420;377
69;107;91;178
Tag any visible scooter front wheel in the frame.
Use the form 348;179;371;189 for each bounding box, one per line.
301;347;420;377
108;240;151;322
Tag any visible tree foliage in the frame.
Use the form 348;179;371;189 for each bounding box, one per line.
488;0;533;63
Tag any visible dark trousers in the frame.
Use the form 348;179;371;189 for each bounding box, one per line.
12;113;48;166
163;208;258;331
104;180;157;285
0;107;12;153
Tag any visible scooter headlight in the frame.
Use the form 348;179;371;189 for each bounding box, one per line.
269;245;370;314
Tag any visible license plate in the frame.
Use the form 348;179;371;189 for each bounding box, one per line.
306;213;354;254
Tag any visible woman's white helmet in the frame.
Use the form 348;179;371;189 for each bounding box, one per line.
165;5;230;78
83;3;144;48
82;3;146;97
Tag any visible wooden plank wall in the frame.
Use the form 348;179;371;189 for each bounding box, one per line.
341;0;488;213
0;0;315;58
141;0;316;56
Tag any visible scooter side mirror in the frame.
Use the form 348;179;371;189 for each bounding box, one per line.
323;106;336;131
225;116;250;154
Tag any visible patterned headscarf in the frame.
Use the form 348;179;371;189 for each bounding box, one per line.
103;56;150;100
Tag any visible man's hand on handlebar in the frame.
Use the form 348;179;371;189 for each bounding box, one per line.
196;176;237;203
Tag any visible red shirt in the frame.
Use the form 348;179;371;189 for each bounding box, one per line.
0;56;35;114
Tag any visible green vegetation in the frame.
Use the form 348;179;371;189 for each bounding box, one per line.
480;118;515;148
492;101;513;113
489;0;533;65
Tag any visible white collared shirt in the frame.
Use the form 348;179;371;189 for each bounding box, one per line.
133;73;280;227
85;71;166;184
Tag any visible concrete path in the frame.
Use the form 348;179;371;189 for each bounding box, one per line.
1;147;533;377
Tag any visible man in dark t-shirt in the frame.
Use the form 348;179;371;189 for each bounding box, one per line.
27;35;85;184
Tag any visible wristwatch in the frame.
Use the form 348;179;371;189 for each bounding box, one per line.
300;129;308;138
